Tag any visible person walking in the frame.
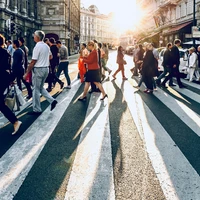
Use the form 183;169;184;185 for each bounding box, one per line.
78;41;107;101
0;34;22;135
56;40;71;89
18;37;29;70
156;43;173;87
112;46;128;80
47;38;64;92
170;39;186;88
12;40;32;99
142;43;157;94
23;30;58;115
101;43;112;75
186;47;199;82
7;40;15;64
130;44;139;75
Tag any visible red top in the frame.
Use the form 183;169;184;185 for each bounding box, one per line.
83;49;100;70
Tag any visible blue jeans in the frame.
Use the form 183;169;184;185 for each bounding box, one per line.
56;61;71;86
157;67;173;85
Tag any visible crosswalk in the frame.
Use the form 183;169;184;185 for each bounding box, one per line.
0;63;200;199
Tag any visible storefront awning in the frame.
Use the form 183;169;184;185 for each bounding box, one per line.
167;21;192;34
146;32;160;39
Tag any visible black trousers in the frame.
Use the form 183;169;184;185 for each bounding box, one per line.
0;77;17;124
49;65;62;88
143;75;153;90
16;73;32;97
162;67;183;86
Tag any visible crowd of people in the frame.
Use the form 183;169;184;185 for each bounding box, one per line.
131;39;189;93
2;30;199;135
0;31;111;135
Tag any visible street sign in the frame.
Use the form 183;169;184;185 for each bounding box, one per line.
192;26;200;38
6;19;11;28
66;32;71;39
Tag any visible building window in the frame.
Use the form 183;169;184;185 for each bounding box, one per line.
18;0;22;12
26;0;31;16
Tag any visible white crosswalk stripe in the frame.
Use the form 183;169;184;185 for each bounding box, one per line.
0;69;200;199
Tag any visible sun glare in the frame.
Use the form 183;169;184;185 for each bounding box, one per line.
111;1;144;33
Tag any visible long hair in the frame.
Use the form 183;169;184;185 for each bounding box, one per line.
118;46;122;52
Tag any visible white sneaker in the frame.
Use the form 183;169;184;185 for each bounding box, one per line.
65;85;71;89
12;121;22;135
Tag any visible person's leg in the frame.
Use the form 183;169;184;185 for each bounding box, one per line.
156;67;167;83
39;68;55;104
56;63;63;79
82;82;91;97
174;68;183;86
194;68;200;81
147;76;153;91
63;61;71;86
152;78;156;89
189;68;195;82
120;64;125;78
133;63;138;76
138;76;143;87
0;94;18;124
113;65;121;78
32;69;43;113
94;82;106;96
16;75;22;91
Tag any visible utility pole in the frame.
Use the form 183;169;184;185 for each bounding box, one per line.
68;0;71;56
193;0;196;47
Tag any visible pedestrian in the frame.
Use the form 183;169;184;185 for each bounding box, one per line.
0;34;22;135
156;43;173;87
23;30;58;115
12;40;32;99
88;40;101;93
130;44;139;75
185;47;199;82
170;39;186;88
47;37;64;92
112;46;128;80
78;43;89;82
101;43;112;75
142;43;157;94
78;41;107;101
7;40;15;64
56;40;71;89
18;37;29;71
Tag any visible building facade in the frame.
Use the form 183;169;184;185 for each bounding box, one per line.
80;5;117;44
136;0;200;47
40;0;81;55
0;0;42;53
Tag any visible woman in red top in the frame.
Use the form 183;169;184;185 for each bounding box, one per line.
78;41;107;101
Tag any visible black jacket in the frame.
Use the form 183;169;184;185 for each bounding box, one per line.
171;45;180;66
142;50;157;77
50;45;59;67
163;49;173;68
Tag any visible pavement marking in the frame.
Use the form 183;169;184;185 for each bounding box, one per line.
135;77;200;137
180;78;200;89
115;78;200;200
0;79;81;200
65;89;115;200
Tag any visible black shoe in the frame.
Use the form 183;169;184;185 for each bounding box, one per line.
161;84;168;88
28;111;42;115
51;100;58;111
78;96;87;101
60;82;64;89
46;88;52;92
179;85;187;88
100;94;108;101
169;84;176;86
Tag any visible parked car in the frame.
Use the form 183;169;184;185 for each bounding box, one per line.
158;48;188;73
125;46;134;55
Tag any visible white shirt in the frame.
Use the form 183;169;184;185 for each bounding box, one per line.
32;41;51;67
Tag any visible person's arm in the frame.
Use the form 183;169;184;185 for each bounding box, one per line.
82;51;96;64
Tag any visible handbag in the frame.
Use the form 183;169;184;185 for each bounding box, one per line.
4;86;16;111
123;59;127;65
14;85;26;106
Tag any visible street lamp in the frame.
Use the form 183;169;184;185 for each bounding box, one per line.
68;0;71;56
193;0;196;46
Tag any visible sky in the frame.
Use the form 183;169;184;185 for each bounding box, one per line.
81;0;144;33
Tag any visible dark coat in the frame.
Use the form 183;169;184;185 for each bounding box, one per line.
142;50;157;77
171;45;180;66
50;44;59;67
163;49;173;68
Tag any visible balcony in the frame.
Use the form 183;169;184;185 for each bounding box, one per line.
159;0;178;9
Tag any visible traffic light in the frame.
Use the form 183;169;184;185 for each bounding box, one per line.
11;22;16;35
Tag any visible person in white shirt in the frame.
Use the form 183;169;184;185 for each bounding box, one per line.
23;30;57;115
186;47;199;82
